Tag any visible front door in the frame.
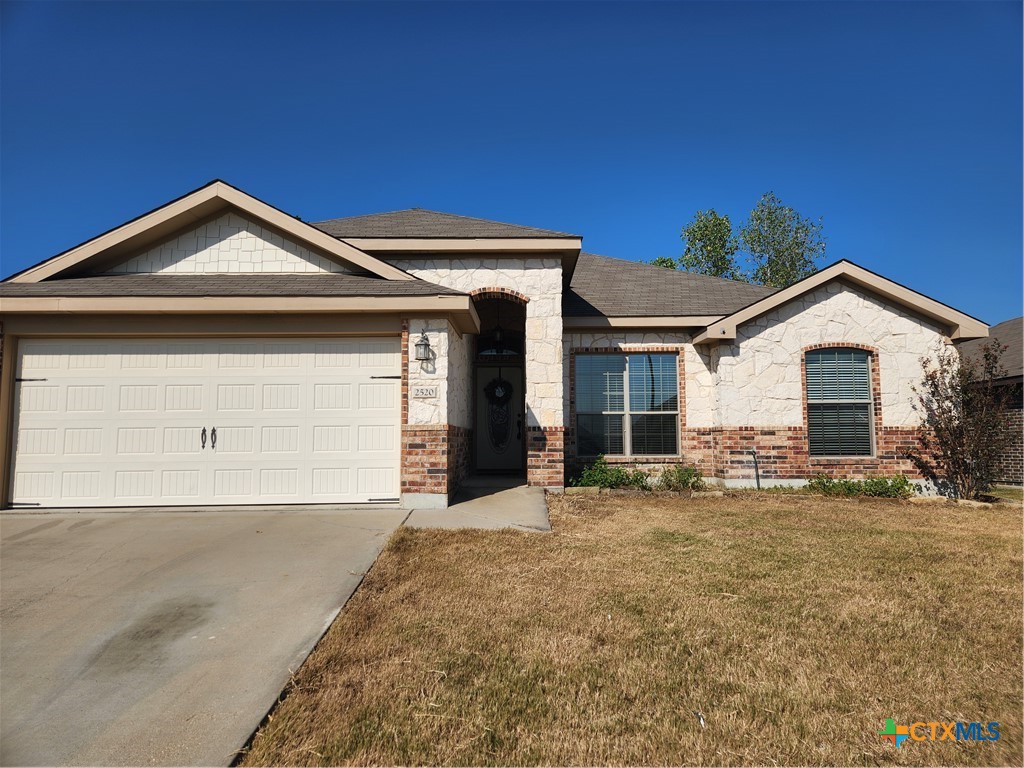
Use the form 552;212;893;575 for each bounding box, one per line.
474;366;524;472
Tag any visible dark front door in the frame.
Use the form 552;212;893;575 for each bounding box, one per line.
474;366;524;472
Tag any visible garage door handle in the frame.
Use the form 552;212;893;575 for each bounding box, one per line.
201;427;207;450
371;375;402;379
211;427;217;450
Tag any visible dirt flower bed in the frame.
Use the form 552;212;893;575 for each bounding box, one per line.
240;494;1022;767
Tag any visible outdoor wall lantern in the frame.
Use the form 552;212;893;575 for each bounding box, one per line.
414;332;432;362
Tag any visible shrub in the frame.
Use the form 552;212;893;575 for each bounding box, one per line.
805;474;914;499
572;456;650;490
658;464;706;492
910;341;1015;500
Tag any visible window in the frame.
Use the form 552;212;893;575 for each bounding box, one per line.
575;353;678;456
805;348;873;457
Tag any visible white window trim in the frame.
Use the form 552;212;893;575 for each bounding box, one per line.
575;352;681;458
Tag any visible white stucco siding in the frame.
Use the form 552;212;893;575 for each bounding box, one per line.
717;282;948;427
390;257;564;428
109;212;352;274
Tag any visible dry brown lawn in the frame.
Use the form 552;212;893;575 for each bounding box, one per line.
240;494;1023;767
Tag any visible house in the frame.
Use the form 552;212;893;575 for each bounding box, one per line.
0;180;989;509
957;316;1023;485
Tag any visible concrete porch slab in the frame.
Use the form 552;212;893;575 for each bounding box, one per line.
405;482;550;531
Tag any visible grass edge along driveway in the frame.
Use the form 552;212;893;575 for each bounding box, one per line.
240;494;1022;767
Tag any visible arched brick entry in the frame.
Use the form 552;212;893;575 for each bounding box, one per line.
469;287;530;305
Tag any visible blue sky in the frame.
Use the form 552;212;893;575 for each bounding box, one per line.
2;1;1020;322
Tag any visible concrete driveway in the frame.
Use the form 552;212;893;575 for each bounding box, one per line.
0;507;406;767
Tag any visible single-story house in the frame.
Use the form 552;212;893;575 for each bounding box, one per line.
0;180;989;509
957;316;1023;485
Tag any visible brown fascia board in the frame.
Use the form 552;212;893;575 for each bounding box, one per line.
563;315;724;329
7;180;414;284
340;237;582;252
348;238;583;287
0;294;482;334
692;260;989;345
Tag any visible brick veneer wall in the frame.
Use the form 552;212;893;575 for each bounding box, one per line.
401;425;450;495
565;340;930;484
994;403;1023;485
448;425;472;494
527;426;565;488
401;424;472;497
681;426;925;481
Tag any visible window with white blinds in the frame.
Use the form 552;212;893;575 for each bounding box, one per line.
805;348;874;457
575;353;679;456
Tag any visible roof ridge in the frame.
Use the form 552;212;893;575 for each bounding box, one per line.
312;207;577;237
313;207;419;223
580;251;777;292
401;208;574;236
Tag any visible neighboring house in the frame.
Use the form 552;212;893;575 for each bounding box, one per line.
0;180;989;509
957;316;1023;485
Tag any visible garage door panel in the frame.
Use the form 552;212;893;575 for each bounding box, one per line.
117;427;158;455
312;425;351;453
11;337;401;507
358;381;398;410
114;470;157;500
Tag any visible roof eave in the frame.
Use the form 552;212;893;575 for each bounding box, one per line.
0;294;481;333
564;315;725;329
339;237;582;254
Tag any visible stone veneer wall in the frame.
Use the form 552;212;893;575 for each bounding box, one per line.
109;212;352;274
391;256;565;489
407;319;470;427
389;257;564;428
564;282;949;485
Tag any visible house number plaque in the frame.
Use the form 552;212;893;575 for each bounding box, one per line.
413;386;438;399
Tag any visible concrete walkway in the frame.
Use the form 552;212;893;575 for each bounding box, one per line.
405;478;551;531
0;507;406;767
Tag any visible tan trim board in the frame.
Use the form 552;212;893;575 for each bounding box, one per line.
0;332;16;509
564;315;724;329
8;181;414;283
341;237;582;253
1;314;408;337
693;260;988;344
0;295;481;333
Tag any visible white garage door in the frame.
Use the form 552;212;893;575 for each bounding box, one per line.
9;338;401;507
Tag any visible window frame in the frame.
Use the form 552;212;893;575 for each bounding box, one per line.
804;346;876;459
574;351;681;458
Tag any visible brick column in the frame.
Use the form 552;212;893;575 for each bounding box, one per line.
526;426;565;490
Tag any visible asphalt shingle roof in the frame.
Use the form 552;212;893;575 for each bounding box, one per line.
0;274;465;298
312;208;578;239
565;252;776;318
958;316;1023;380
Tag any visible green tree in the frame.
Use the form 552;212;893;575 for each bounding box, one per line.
680;209;742;280
739;192;826;288
649;256;679;269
